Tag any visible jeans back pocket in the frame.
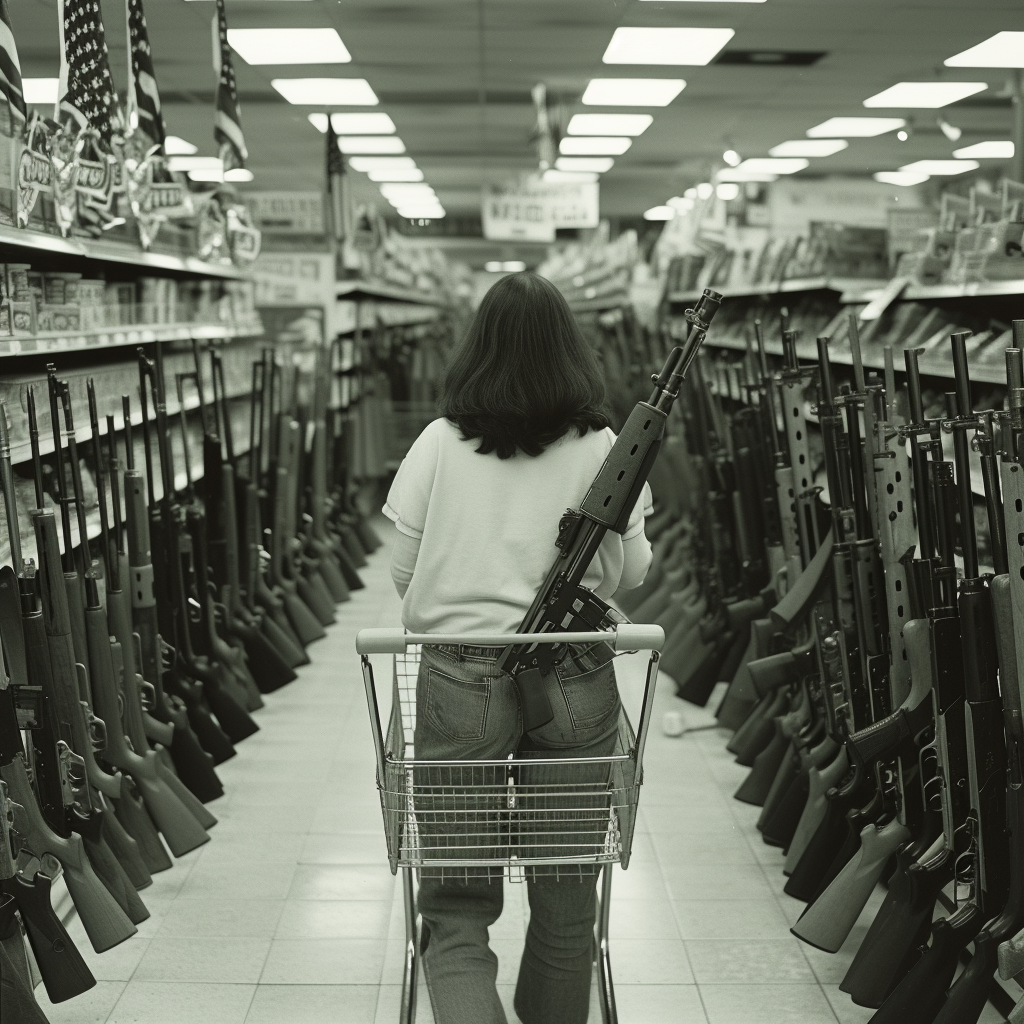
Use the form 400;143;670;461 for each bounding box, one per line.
423;668;491;742
557;657;619;732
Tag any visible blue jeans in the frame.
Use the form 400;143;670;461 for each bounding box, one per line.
414;641;622;1024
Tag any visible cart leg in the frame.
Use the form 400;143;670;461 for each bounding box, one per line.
596;865;618;1024
400;867;419;1024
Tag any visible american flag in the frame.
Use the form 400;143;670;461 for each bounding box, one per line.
57;0;120;146
127;0;165;148
0;0;26;124
212;0;247;170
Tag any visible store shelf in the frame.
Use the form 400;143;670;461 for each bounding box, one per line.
0;317;263;359
700;331;1010;385
0;337;268;465
0;223;248;279
669;277;888;305
566;290;630;313
337;279;446;305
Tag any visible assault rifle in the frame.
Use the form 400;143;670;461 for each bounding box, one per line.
83;380;210;861
495;288;721;731
121;392;225;802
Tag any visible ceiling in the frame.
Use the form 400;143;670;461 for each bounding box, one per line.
9;0;1024;219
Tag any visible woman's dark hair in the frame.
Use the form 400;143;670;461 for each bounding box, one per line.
439;272;609;459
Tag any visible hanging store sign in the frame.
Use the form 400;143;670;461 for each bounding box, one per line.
245;191;325;234
482;175;599;242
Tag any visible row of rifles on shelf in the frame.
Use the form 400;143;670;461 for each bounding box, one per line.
0;338;379;1021
619;313;1024;1023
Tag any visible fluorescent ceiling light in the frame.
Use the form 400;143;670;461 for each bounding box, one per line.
899;159;979;175
953;140;1014;159
337;136;406;154
874;171;929;186
945;32;1024;68
272;78;378;105
723;149;741;166
167;156;223;173
224;168;254;182
667;195;694;211
717;168;777;182
379;183;435;197
807;117;905;137
368;168;424;182
603;27;735;66
555;157;614;172
582;78;685;106
559;137;632;156
863;82;987;108
567;113;652;136
736;157;808;174
163;135;198;155
228;28;350;65
639;0;764;3
348;156;416;171
696;182;714;199
398;206;445;219
543;169;599;183
769;139;848;157
22;78;58;104
716;183;740;200
309;112;396;134
187;169;223;182
485;261;527;272
643;206;676;221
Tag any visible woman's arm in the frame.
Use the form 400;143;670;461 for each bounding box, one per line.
618;530;653;590
390;531;421;598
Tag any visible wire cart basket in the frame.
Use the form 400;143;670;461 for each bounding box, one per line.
357;624;665;1024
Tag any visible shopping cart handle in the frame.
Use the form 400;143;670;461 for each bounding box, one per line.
355;624;664;656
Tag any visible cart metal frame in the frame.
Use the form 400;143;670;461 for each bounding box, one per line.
357;625;664;1024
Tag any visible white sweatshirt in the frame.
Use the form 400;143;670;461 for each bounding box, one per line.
383;417;653;635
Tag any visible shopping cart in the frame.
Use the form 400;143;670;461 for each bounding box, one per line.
356;624;665;1024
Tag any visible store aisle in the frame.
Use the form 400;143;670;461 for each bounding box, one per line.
33;520;1004;1024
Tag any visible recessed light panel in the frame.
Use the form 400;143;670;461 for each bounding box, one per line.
899;159;979;175
717;168;778;182
952;140;1014;159
22;78;58;104
308;112;396;134
543;169;599;183
567;114;653;136
643;206;676;221
348;156;416;172
946;32;1024;68
380;184;435;199
164;136;198;155
863;82;987;108
736;157;808;174
581;78;685;106
368;168;424;182
874;171;929;186
228;28;350;65
555;157;614;172
336;136;406;154
603;27;735;66
398;206;445;219
807;117;905;137
769;139;848;157
224;168;254;182
559;137;632;156
272;78;378;105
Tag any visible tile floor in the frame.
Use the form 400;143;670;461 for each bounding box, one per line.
34;521;1011;1023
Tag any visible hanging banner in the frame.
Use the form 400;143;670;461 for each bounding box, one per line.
482;175;599;242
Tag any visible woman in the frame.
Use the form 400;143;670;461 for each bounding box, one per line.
383;271;653;1024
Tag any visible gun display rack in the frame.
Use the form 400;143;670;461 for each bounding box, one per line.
645;283;1024;1022
0;228;412;1020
